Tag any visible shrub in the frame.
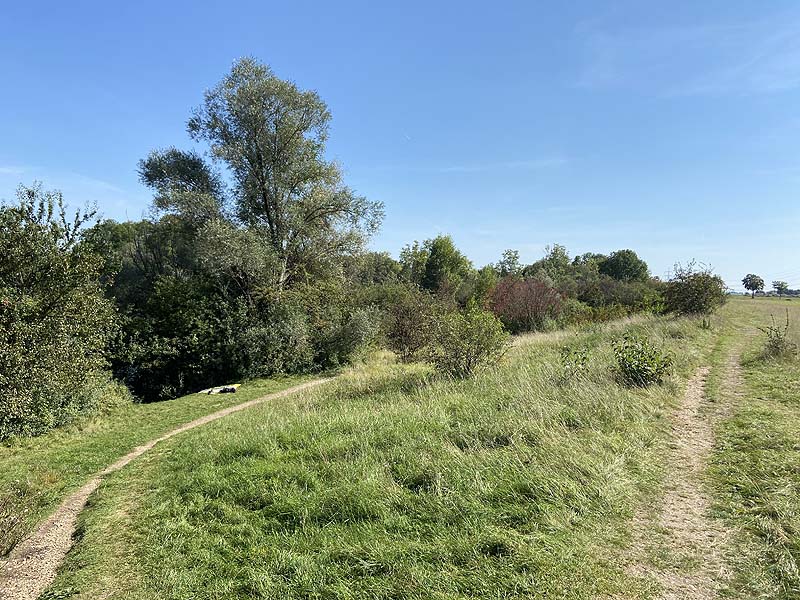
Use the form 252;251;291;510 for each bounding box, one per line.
0;185;122;439
490;278;562;333
385;286;441;362
611;334;672;387
664;262;726;315
558;346;590;385
425;306;509;377
758;310;798;359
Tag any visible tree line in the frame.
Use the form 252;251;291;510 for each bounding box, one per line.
0;58;728;440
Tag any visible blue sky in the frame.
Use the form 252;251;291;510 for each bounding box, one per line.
2;1;799;290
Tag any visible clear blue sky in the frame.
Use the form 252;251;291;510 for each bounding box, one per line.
2;1;799;290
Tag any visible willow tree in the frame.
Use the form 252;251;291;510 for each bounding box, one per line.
188;57;383;287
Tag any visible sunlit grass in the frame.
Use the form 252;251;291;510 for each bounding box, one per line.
46;314;714;599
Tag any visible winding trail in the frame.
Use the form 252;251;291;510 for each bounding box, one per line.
0;378;331;600
629;345;745;599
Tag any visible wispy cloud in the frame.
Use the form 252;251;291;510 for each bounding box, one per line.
575;12;800;95
0;165;27;176
368;157;568;174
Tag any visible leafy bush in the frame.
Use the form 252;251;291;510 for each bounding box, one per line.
425;306;509;377
490;278;563;332
558;345;590;384
385;286;441;362
611;334;673;387
758;310;798;359
0;185;125;439
664;262;726;315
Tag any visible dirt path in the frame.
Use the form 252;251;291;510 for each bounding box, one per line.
630;348;744;599
0;378;331;600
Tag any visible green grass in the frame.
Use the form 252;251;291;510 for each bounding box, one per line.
44;315;716;599
707;296;800;599
0;373;314;557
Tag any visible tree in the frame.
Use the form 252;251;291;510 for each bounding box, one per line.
524;244;571;283
496;249;522;277
773;280;789;297
187;57;383;288
421;235;473;294
742;274;765;298
599;249;649;282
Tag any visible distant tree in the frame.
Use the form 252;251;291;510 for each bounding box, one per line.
353;251;401;285
742;274;765;298
773;280;789;297
524;244;571;283
399;241;429;286
496;249;522;277
472;265;499;307
421;235;473;294
599;249;649;282
187;57;383;288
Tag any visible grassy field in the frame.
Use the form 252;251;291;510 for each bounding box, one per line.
707;297;800;599
0;374;314;557
41;314;717;599
5;298;797;599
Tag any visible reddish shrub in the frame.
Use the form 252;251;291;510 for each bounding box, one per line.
490;278;563;332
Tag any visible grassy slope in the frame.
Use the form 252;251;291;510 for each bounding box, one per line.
707;297;800;600
45;315;715;599
0;374;313;557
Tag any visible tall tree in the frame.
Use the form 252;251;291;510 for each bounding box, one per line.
742;274;765;298
187;57;383;287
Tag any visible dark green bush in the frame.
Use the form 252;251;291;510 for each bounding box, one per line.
384;286;441;362
664;262;726;316
425;306;509;377
611;334;672;387
0;185;127;439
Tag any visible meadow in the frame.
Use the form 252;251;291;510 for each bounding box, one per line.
39;313;715;599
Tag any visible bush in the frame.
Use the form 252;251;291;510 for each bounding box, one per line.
426;306;509;377
758;310;798;359
558;345;590;384
664;262;726;315
490;278;562;333
611;334;672;387
384;286;441;362
0;186;122;439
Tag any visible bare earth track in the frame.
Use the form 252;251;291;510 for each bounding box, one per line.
629;346;745;600
0;378;330;600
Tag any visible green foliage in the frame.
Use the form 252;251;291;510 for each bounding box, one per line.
742;273;765;298
558;345;590;384
772;280;789;297
384;286;440;362
757;310;798;359
0;185;127;440
598;249;649;282
611;334;673;387
664;262;727;316
187;57;383;288
425;306;509;377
